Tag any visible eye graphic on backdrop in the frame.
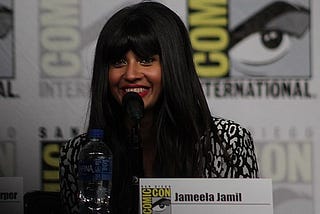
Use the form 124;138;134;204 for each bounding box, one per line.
229;2;309;77
230;29;290;66
0;3;14;78
0;5;12;39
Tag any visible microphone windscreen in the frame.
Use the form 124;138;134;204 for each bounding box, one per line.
122;92;144;122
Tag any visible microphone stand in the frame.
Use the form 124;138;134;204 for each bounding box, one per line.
128;119;144;214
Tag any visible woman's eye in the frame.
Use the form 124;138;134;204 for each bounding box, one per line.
139;57;154;65
111;59;127;68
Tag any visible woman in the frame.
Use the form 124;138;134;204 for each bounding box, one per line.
60;1;259;213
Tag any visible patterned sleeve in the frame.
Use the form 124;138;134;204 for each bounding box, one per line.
206;118;259;178
59;134;86;214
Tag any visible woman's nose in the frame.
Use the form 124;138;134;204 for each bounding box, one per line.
123;61;143;80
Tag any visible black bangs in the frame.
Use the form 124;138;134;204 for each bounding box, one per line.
106;15;161;63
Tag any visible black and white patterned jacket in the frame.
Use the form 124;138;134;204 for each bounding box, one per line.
59;117;259;214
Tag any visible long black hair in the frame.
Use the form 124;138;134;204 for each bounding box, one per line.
88;1;215;212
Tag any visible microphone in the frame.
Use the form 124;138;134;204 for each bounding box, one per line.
122;92;144;213
122;92;144;123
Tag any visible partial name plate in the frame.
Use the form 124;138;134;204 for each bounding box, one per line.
0;177;23;214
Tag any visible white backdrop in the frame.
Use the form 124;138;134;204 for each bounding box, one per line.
0;0;319;213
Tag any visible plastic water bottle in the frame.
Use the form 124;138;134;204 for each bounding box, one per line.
78;129;113;213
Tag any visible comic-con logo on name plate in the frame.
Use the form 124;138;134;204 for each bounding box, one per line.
141;186;171;214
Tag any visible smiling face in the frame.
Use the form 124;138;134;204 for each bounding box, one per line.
108;50;162;110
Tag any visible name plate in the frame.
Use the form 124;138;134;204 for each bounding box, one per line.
0;177;23;214
139;178;273;214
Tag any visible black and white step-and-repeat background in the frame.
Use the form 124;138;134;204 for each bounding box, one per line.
0;0;319;213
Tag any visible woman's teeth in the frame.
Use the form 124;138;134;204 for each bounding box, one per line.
125;88;146;93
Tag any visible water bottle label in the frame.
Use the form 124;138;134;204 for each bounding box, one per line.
78;158;112;181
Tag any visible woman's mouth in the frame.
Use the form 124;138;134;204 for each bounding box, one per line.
124;87;149;97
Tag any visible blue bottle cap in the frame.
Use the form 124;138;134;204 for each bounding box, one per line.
88;129;104;138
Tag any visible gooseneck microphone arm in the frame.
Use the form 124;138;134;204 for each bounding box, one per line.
122;92;144;214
